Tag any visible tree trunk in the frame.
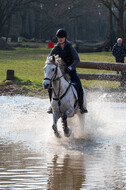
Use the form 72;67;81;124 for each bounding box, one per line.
117;12;124;37
117;0;124;38
21;11;27;35
6;17;11;41
0;20;3;37
109;6;113;32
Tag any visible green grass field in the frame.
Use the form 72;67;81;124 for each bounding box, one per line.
0;42;122;93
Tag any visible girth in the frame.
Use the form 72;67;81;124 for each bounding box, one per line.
53;82;71;101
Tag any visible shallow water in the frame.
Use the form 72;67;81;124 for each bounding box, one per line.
0;96;126;190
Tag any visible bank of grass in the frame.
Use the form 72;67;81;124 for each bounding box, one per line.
0;43;122;95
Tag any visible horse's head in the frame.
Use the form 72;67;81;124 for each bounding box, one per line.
43;55;70;89
43;55;59;89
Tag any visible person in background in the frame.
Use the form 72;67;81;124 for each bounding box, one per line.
47;28;88;114
112;38;126;74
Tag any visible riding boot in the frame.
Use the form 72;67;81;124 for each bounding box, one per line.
47;88;53;114
78;89;88;114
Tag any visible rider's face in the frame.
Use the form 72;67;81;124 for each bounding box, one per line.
57;37;66;45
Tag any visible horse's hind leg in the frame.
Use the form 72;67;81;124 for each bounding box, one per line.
52;112;61;138
61;114;71;137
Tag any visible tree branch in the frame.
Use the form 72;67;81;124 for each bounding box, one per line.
112;0;119;10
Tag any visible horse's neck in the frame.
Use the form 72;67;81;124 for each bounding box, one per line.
52;69;69;96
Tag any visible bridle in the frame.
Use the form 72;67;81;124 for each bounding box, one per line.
44;63;71;113
44;63;65;82
44;65;58;82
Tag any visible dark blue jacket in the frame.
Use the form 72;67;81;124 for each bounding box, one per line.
50;40;80;70
112;43;126;63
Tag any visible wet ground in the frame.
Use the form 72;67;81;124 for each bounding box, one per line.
0;95;126;190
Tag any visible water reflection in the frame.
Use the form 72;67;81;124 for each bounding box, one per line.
0;141;49;189
0;96;126;189
47;154;85;190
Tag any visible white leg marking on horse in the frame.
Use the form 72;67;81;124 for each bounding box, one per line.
52;112;61;138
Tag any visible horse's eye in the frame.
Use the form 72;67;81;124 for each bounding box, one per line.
52;68;55;71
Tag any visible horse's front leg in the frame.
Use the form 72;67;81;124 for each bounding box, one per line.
62;107;75;118
61;108;73;137
52;112;61;138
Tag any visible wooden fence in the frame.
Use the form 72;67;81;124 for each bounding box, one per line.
77;61;126;87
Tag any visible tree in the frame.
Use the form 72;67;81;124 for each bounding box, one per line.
0;0;110;42
0;0;40;37
98;0;126;38
39;0;104;42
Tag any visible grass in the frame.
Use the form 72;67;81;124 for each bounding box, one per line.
0;45;49;90
0;42;123;95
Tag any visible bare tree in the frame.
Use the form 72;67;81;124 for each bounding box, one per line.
0;0;110;42
98;0;126;38
40;0;98;41
0;0;40;37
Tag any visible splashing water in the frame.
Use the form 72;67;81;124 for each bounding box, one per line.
0;94;126;190
0;95;126;149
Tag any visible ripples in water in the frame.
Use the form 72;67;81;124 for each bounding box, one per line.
0;96;126;190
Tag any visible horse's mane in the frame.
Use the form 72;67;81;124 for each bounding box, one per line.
46;55;70;81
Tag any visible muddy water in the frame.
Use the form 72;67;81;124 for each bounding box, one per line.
0;96;126;190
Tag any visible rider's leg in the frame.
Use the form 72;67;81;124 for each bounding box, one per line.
47;88;53;114
70;70;88;114
78;87;88;113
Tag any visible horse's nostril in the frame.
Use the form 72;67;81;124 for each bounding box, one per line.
44;83;49;89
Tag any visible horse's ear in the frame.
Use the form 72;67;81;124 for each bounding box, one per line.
52;55;55;62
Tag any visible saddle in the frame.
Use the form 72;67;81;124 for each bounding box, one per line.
71;83;78;100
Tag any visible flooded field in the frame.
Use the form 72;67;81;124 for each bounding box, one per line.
0;95;126;190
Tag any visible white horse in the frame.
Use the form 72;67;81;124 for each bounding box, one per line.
43;55;87;138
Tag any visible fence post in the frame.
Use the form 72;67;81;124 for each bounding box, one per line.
121;70;126;88
6;70;14;80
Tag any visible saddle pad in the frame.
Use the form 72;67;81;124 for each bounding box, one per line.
71;85;78;100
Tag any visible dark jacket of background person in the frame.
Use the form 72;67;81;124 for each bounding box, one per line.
112;43;126;63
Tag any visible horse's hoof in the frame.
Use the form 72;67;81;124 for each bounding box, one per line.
64;128;72;137
54;131;61;138
52;125;61;138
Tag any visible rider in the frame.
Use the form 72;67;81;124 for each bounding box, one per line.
47;28;88;114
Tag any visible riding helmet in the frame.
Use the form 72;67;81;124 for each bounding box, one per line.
56;28;67;38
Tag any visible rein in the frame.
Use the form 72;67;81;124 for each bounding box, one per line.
44;66;64;82
44;66;58;82
53;82;71;101
44;62;71;113
52;79;71;114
